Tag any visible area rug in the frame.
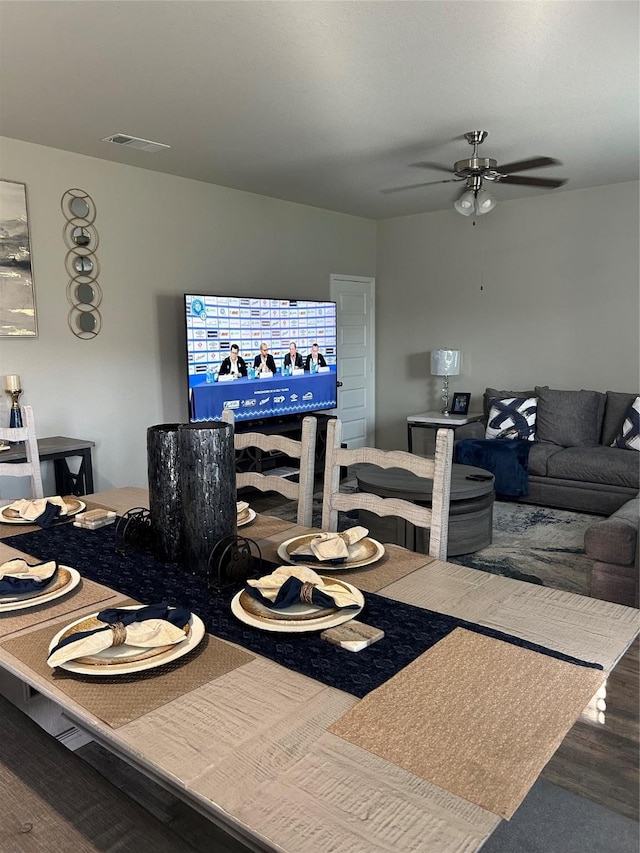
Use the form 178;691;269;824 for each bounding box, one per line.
263;485;596;596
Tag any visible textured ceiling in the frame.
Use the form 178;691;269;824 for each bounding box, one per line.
0;1;638;219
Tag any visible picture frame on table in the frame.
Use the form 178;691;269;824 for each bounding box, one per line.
450;392;471;415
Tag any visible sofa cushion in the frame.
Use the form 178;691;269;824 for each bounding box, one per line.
611;396;640;451
484;387;539;420
546;446;640;489
584;518;637;567
528;442;564;476
611;495;640;526
535;388;605;447
485;397;537;440
602;391;638;447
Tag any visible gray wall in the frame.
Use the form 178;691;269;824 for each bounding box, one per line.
2;134;638;492
0;137;376;493
375;181;639;452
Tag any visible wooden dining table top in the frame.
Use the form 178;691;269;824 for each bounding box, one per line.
0;486;637;853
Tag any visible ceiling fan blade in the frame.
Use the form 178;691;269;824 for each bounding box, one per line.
498;175;567;188
380;178;461;194
497;156;561;174
410;161;454;173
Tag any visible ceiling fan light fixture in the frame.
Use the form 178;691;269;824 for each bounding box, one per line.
475;189;496;215
454;190;475;216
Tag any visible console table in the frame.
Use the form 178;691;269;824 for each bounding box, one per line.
0;436;95;496
407;411;484;452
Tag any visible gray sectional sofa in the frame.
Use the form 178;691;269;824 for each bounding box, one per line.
455;386;639;515
456;386;639;607
585;496;638;607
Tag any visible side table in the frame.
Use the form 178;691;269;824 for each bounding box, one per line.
0;436;95;496
407;411;484;453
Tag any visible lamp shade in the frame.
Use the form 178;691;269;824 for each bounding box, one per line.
475;189;496;215
453;191;475;216
430;349;461;376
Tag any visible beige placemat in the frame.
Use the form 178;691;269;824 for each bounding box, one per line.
2;614;255;728
330;628;605;819
0;498;113;539
239;513;299;543
332;543;432;593
0;578;126;640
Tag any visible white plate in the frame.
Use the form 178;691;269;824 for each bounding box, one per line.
276;534;385;570
0;498;86;525
0;566;81;612
48;605;206;675
231;578;364;633
237;508;256;527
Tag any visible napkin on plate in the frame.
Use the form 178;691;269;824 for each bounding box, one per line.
289;526;369;563
47;602;191;668
245;565;361;610
8;496;68;529
0;558;58;597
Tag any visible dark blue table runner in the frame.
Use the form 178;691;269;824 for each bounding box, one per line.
4;525;601;698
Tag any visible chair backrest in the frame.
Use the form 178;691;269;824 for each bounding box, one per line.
321;418;454;560
221;410;317;527
0;405;45;499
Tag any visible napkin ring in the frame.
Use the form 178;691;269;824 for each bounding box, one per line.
300;582;316;605
109;622;127;646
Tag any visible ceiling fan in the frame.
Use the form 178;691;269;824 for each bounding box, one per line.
383;131;567;216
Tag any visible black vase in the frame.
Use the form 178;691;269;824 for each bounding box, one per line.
147;423;183;563
179;421;236;576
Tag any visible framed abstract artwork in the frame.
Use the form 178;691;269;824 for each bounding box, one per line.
0;179;38;337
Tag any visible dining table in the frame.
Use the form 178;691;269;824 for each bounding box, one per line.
0;485;637;853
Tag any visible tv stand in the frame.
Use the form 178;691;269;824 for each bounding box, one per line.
233;412;335;474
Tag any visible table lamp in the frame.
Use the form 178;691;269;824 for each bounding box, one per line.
430;349;460;414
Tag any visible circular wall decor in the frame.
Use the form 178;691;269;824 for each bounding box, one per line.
61;189;101;338
66;277;103;310
68;305;103;340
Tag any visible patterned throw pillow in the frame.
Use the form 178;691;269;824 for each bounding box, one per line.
611;396;640;451
485;397;538;441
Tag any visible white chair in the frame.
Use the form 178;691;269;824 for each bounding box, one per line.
221;410;317;527
0;405;45;498
321;418;453;560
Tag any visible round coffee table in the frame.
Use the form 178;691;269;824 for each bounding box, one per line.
355;463;495;556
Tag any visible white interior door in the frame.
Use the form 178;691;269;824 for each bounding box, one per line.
330;274;375;448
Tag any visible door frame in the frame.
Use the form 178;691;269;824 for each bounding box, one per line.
330;273;376;446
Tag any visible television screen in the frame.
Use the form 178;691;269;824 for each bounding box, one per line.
185;293;338;423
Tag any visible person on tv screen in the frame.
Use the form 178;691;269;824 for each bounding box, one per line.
283;342;304;371
253;342;277;376
218;344;247;379
304;343;327;372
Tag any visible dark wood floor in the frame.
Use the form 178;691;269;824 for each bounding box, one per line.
77;490;638;849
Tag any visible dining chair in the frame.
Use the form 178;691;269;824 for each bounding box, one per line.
221;410;318;527
321;418;454;560
0;405;45;499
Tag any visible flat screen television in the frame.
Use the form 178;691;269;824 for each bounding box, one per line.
185;293;338;424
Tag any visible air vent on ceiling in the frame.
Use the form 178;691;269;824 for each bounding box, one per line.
101;134;170;154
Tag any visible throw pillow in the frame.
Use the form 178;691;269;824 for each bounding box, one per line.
535;388;605;447
611;396;640;451
485;397;537;441
483;387;538;420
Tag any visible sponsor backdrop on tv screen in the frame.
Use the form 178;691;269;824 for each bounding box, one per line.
185;294;338;423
